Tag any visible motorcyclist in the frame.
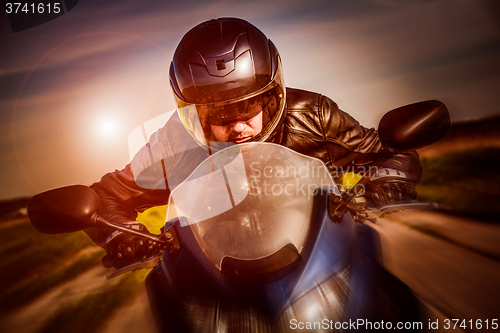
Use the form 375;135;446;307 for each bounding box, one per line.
87;18;421;269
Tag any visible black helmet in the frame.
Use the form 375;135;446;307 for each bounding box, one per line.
170;18;286;148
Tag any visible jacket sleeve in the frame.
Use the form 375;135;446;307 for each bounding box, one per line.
320;95;422;182
85;164;170;247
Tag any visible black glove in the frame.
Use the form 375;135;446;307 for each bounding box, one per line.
364;168;417;207
101;222;160;269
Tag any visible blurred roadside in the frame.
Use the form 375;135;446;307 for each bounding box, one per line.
0;197;30;222
416;115;500;221
0;206;164;333
418;115;500;157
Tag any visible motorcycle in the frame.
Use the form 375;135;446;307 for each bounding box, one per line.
27;100;450;332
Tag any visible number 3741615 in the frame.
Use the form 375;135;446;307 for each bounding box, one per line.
443;319;498;330
6;2;61;14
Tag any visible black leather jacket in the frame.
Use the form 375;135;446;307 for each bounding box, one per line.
87;88;421;246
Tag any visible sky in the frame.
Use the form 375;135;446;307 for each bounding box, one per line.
1;0;499;200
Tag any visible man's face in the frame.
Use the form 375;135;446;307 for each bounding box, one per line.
210;105;264;143
210;111;263;143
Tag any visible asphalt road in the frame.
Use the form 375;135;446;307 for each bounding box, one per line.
372;209;500;333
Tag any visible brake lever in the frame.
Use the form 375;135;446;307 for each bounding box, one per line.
353;202;440;222
106;255;162;280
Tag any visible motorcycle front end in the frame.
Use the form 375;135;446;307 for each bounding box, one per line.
145;139;434;332
26;100;450;332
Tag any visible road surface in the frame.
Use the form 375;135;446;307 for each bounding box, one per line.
373;209;500;332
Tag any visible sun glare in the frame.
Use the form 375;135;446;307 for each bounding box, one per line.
99;119;116;136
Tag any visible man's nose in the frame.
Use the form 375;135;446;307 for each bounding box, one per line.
230;121;247;133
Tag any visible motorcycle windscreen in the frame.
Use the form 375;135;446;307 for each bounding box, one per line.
166;142;337;271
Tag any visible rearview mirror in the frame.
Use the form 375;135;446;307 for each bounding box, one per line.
28;185;101;234
378;100;450;153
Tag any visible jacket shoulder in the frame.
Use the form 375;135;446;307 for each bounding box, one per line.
284;88;342;139
285;87;322;111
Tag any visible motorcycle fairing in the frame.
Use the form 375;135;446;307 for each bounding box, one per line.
146;187;353;330
166;142;336;273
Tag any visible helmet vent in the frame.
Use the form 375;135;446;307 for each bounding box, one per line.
216;59;226;70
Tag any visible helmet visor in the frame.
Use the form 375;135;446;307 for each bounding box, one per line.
177;61;285;147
